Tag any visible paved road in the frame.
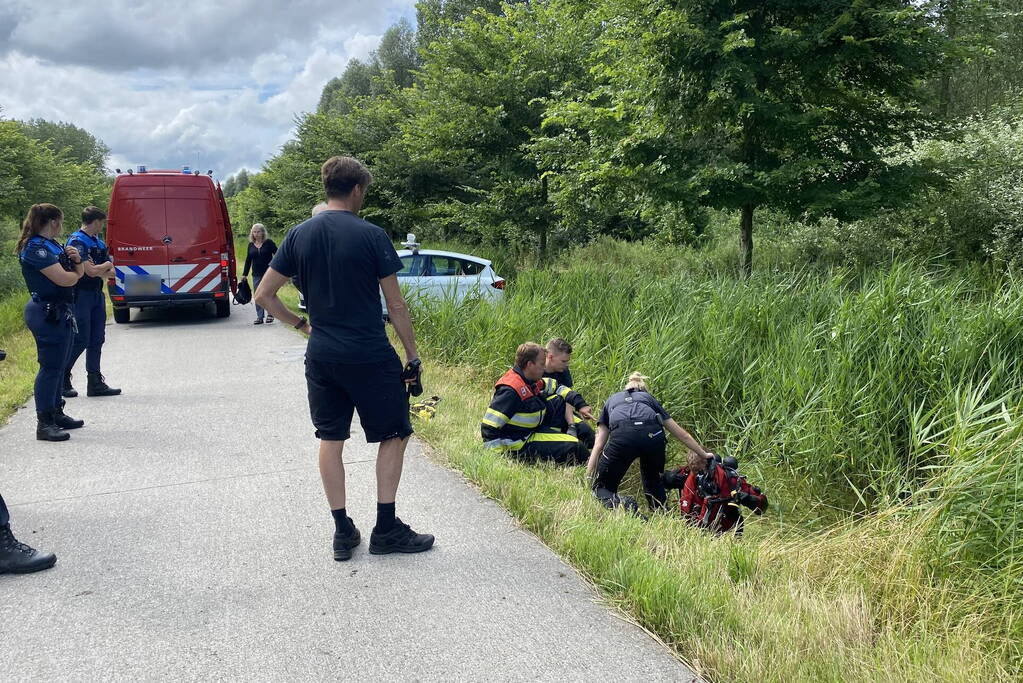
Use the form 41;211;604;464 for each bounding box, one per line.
0;303;694;682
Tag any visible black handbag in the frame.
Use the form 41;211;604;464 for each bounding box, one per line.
233;278;252;305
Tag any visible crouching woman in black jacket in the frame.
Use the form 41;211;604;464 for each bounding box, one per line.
587;372;713;513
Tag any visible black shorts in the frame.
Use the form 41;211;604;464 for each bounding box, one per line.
304;356;413;442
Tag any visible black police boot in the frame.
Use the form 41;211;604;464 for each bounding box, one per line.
369;518;435;555
36;412;70;442
61;371;78;398
54;399;84;430
87;373;121;397
0;524;57;574
333;525;362;562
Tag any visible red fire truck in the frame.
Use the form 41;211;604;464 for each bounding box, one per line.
106;168;238;323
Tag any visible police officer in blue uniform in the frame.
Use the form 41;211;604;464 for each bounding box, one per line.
62;206;120;398
16;203;87;441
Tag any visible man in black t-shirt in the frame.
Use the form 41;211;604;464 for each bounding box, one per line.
254;156;433;561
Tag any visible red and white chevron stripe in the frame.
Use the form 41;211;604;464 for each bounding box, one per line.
168;264;222;293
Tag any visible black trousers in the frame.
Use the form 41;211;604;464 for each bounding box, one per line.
593;422;667;510
1;492;9;527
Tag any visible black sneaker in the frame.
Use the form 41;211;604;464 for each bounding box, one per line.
369;518;434;555
0;525;57;574
333;525;361;562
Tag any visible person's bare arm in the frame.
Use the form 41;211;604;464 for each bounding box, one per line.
587;424;610;480
379;274;418;362
254;268;310;333
663;418;711;457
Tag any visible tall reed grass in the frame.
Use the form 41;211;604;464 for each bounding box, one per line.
407;239;1023;672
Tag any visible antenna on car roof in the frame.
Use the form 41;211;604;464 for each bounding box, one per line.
401;233;420;254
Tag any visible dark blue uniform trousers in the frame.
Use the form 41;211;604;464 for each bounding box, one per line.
25;300;74;413
67;288;106;374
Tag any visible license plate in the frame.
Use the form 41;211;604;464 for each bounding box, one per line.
124;274;163;296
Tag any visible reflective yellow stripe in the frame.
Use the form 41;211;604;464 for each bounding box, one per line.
543;377;571;399
527;431;579;443
483;409;509;428
484;439;526;452
508;411;542;428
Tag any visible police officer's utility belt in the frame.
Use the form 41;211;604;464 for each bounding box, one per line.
30;293;73;305
610;419;660;430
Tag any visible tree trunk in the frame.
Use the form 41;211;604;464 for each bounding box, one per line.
939;0;958;117
740;203;754;278
538;173;549;256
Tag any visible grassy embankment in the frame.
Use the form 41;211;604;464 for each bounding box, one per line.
402;239;1022;682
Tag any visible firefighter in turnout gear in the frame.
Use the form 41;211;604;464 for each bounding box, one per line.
481;342;592;465
541;337;596;449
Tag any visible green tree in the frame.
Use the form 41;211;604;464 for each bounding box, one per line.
397;1;599;251
19;118;110;172
574;0;954;275
222;168;250;198
935;0;1023;116
318;59;381;115
377;18;420;89
415;0;511;48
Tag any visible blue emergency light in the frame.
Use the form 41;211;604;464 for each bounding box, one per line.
182;166;191;174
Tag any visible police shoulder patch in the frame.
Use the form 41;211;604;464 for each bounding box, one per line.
37;248;48;258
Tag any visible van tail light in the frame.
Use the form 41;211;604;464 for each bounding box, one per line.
213;291;226;299
491;278;506;290
111;296;125;302
220;259;228;268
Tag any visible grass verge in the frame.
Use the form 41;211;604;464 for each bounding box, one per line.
409;363;1016;682
0;293;36;423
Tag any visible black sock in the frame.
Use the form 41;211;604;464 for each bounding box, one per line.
376;502;396;532
331;508;354;534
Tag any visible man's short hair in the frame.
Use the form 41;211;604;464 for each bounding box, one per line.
515;342;545;369
81;206;106;225
546;338;572;355
321;156;372;199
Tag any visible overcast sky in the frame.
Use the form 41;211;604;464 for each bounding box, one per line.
0;0;417;180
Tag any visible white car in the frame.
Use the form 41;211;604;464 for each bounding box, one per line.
383;237;505;315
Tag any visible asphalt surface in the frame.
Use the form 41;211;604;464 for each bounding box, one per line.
0;302;694;682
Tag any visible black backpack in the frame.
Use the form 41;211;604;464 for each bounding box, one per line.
233;278;252;305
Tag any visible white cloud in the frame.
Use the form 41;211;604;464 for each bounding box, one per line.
0;1;417;180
